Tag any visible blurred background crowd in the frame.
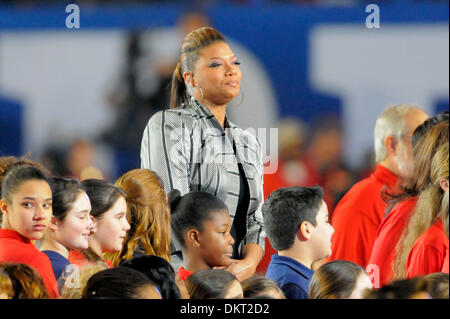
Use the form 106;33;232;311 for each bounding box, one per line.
0;0;448;215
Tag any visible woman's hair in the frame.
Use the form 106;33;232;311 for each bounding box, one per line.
81;267;156;299
49;177;86;221
120;255;181;299
0;263;50;299
170;26;226;108
424;272;449;299
364;277;429;299
382;114;449;209
393;140;449;279
185;269;239;299
0;268;14;299
109;169;171;266
0;163;50;226
0;156;50;198
0;163;49;203
78;179;126;263
168;190;228;249
1;156;48;226
60;264;108;299
241;275;285;299
308;260;368;299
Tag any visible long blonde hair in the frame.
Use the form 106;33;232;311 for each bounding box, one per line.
393;139;449;279
108;169;171;266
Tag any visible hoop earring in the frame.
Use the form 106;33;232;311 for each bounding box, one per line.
195;85;204;105
227;90;244;109
189;85;204;109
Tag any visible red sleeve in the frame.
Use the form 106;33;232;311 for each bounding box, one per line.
329;205;380;267
406;245;445;278
441;249;449;274
30;254;60;299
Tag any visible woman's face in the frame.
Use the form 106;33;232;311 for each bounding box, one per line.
92;196;130;253
1;180;53;241
197;210;235;268
54;191;93;250
190;41;242;107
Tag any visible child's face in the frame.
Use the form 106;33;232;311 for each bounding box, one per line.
309;200;334;261
198;210;235;268
92;196;130;253
1;180;53;241
54;191;93;250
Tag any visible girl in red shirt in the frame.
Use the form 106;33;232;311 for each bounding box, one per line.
69;179;130;268
0;163;59;298
168;190;235;281
369;114;449;286
394;140;449;279
405;143;449;277
368;112;449;288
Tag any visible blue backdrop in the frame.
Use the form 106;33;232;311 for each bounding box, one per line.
0;2;448;167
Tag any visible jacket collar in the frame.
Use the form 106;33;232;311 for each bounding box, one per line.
374;164;398;188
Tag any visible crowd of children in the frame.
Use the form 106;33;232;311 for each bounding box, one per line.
0;109;448;300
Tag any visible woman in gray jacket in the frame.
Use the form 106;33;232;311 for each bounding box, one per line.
140;26;265;281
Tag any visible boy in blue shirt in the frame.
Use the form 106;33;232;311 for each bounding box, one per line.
263;186;334;299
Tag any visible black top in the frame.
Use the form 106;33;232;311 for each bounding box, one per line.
230;140;250;259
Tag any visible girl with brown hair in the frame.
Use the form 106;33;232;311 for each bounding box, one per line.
308;260;372;299
108;169;171;266
0;262;50;299
69;179;130;268
396;141;449;278
0;161;59;298
369;117;448;286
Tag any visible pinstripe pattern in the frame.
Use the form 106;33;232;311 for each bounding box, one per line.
140;98;266;255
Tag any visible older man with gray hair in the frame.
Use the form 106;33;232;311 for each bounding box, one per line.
327;104;428;268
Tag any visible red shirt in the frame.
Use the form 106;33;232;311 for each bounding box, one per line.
328;164;398;267
406;220;449;278
0;229;60;298
368;197;417;287
177;267;194;281
442;249;449;273
68;250;113;268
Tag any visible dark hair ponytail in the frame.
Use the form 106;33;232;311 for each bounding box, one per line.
49;177;86;221
169;62;188;108
78;179;126;263
168;190;228;248
1;165;49;203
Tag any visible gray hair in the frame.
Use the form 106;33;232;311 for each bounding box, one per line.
374;104;419;163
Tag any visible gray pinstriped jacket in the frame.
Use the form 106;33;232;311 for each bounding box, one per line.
140;98;265;256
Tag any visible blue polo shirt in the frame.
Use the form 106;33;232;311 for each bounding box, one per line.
265;254;314;299
42;250;71;280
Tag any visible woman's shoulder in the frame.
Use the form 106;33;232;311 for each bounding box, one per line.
147;106;198;129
